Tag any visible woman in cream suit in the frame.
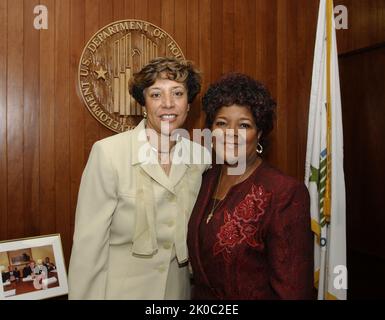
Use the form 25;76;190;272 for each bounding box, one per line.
68;57;210;300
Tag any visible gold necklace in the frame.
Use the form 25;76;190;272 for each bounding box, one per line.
206;168;224;224
205;160;261;224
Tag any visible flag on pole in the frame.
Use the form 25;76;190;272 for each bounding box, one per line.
304;0;347;300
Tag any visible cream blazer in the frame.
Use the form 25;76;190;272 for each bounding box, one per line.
68;120;210;300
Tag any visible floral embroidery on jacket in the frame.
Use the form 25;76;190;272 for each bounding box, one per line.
213;184;272;262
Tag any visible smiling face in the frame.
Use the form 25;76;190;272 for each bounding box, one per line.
212;104;261;165
143;77;189;136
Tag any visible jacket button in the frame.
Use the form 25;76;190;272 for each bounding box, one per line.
157;264;166;273
167;220;175;227
163;242;172;250
168;193;176;202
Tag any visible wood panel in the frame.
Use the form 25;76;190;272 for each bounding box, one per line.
0;0;384;275
335;0;385;54
148;0;161;26
198;0;211;129
285;0;300;178
340;45;385;299
235;0;256;77
210;0;222;82
185;0;199;132
98;0;114;140
84;0;100;158
7;0;24;240
124;0;135;19
112;0;125;21
134;0;148;22
0;0;8;240
174;0;187;56
257;0;278;166
222;0;234;74
161;0;175;35
294;0;319;177
340;46;385;259
275;0;288;172
54;0;71;260
23;0;40;237
69;0;85;243
39;0;56;235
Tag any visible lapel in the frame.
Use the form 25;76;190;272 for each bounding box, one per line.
130;120;191;195
169;164;188;190
168;137;191;187
141;164;176;194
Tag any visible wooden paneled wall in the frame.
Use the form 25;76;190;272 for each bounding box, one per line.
0;0;384;267
336;0;385;53
340;46;385;260
336;0;385;299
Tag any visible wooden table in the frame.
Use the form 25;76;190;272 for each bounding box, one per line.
3;272;59;296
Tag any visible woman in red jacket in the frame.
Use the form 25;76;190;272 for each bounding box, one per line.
187;73;314;300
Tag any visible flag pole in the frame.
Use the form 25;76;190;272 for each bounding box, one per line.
324;0;333;223
323;0;333;299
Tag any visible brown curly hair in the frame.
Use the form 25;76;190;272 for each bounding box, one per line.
202;73;276;148
129;57;201;106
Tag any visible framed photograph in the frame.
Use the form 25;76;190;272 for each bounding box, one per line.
0;234;68;300
7;248;32;266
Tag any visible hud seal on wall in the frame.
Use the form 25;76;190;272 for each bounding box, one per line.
78;19;186;132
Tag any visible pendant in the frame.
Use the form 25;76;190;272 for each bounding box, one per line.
206;212;213;224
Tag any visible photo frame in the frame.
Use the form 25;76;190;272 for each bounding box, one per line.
7;248;32;266
0;234;68;300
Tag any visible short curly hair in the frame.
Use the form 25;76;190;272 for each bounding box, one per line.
129;57;201;106
202;73;276;147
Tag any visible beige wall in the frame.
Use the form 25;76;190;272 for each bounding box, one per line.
31;245;56;265
0;251;9;270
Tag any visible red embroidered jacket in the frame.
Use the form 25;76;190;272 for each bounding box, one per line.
187;162;314;300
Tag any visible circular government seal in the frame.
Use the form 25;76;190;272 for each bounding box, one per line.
78;19;186;132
